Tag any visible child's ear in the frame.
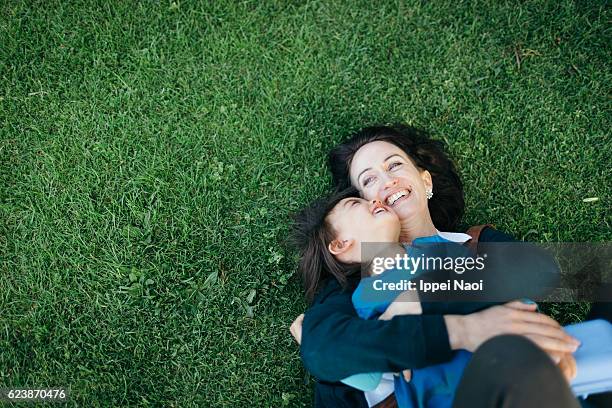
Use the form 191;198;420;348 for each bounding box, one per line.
328;238;354;256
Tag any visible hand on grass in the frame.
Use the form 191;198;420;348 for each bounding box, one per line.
290;313;304;345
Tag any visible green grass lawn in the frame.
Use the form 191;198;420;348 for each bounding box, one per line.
1;0;609;406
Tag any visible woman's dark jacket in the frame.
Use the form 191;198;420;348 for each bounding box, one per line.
300;227;560;407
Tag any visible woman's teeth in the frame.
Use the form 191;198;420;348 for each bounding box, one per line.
386;190;410;206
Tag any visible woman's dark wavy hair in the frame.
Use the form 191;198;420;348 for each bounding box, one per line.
328;124;464;231
291;187;361;302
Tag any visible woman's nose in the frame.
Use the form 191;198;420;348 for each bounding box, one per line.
384;178;398;189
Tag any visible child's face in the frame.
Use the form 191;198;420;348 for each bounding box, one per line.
326;197;400;263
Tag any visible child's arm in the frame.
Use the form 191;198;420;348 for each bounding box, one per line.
378;290;422;382
341;288;421;390
342;291;421;390
342;246;422;389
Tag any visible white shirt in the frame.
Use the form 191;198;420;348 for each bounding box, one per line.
363;230;471;407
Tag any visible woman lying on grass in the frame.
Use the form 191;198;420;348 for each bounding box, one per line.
290;124;582;407
293;184;587;407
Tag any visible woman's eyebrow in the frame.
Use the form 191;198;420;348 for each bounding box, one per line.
384;154;403;162
357;154;404;182
357;167;371;183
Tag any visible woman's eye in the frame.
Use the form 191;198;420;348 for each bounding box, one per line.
363;176;375;186
389;162;402;171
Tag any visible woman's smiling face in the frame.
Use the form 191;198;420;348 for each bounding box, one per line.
349;141;433;222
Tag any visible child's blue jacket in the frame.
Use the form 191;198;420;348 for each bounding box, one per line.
343;235;472;408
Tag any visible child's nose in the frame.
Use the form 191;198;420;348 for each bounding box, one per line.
372;199;383;206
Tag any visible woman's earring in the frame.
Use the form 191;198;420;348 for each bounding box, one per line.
426;189;433;200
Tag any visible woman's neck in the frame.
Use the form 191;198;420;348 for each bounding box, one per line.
398;215;438;243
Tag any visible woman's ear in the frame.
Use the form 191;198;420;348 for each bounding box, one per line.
328;238;354;256
420;169;433;190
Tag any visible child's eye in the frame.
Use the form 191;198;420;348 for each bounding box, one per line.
351;200;360;207
388;162;402;171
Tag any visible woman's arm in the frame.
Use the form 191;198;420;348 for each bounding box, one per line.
297;282;579;382
300;278;453;382
298;228;579;382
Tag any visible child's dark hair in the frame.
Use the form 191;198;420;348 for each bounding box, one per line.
292;187;361;302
